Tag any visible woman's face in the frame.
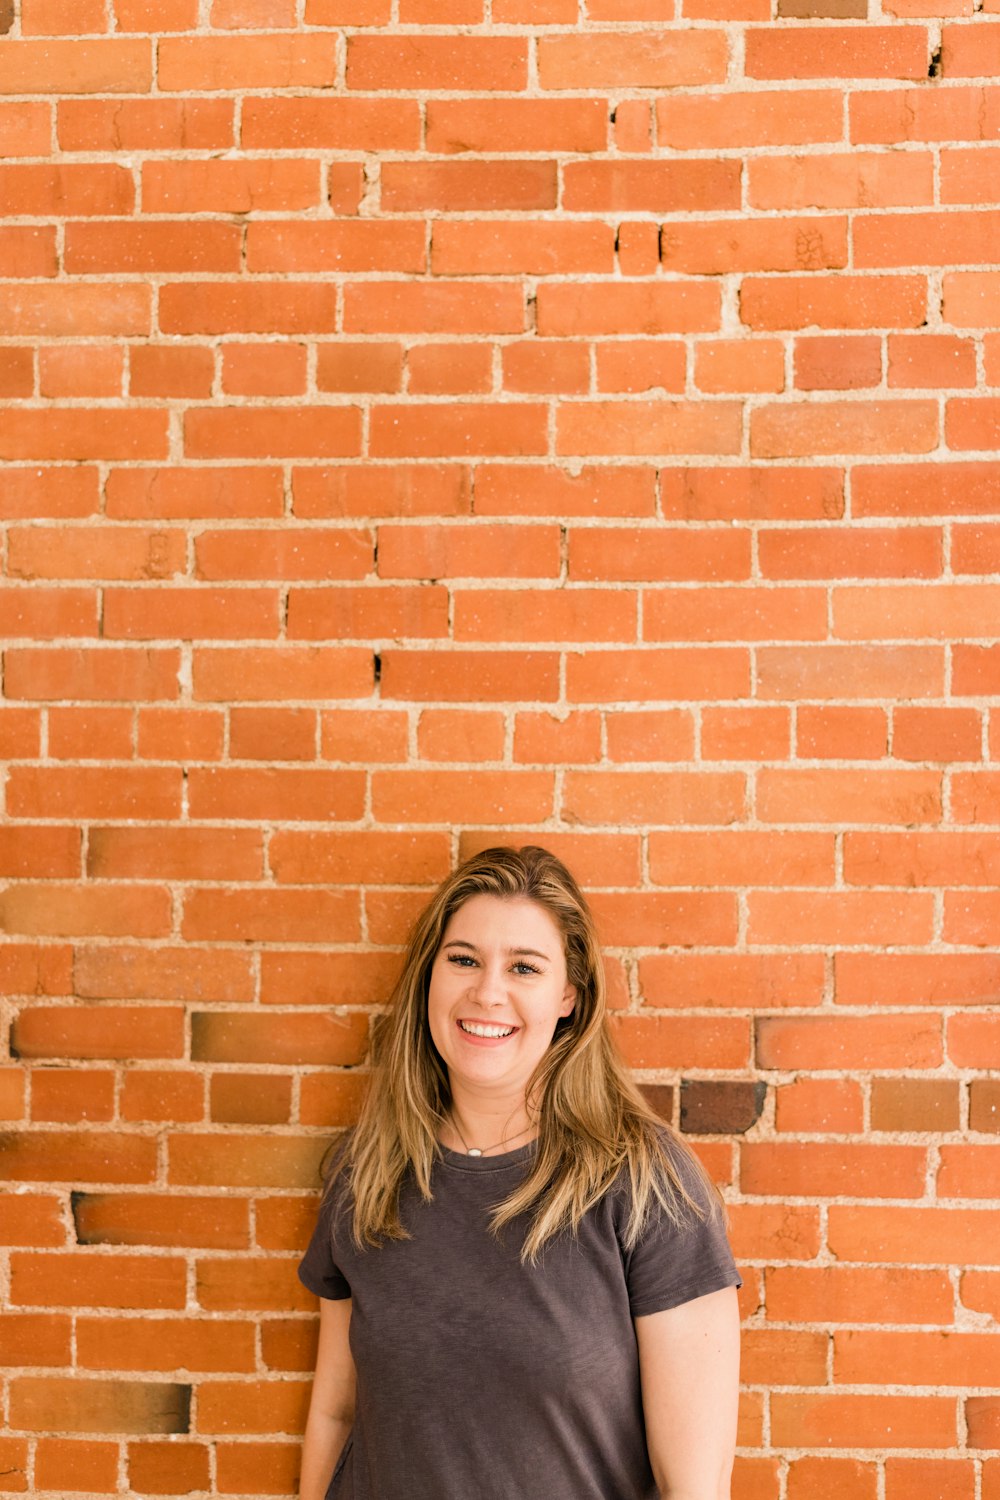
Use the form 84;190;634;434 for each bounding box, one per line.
427;893;576;1108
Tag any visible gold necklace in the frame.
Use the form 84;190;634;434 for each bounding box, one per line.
449;1115;534;1158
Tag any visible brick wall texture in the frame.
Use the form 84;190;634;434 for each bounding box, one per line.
1;0;1000;1494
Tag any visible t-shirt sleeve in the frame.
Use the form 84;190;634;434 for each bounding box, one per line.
298;1190;352;1301
621;1142;742;1319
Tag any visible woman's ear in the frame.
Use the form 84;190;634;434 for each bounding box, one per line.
559;985;576;1018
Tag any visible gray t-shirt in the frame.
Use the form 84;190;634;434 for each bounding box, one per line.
298;1137;740;1500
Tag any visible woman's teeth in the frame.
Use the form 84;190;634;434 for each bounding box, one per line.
459;1020;515;1038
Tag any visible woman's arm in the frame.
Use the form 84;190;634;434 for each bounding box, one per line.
299;1296;356;1500
635;1284;740;1500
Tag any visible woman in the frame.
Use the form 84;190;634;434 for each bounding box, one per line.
298;845;741;1500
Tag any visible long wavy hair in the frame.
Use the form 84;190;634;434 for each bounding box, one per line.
328;844;716;1263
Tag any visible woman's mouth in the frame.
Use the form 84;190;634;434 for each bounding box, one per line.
458;1020;516;1039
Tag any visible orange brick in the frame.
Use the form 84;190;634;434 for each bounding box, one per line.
853;461;1000;518
104;586;279;641
745;27;928;80
0;1192;68;1247
649;830;833;886
750;152;933;210
222;342;308;397
776;1078;863;1133
538;282;720;336
0;708;41;758
893;707;982;761
65;221;240;276
758;1013;940;1071
210;1073;292;1126
0;101;51;156
416;709;505;763
759;525;941;579
369;403;546;459
7;766;181;820
347;34;526;89
11;1251;186;1310
192;646;372;702
953;523;1000;573
612;1015;750;1070
0;1068;26;1120
536;32;728;88
384;159;555;212
562;769;745;826
757;767;941;823
59;98;232;151
30;1070;115;1124
742;275;927;331
786;1458;878;1500
248;222;424;275
34;1439;119;1493
644;585;826;643
888;334;977;389
158;34;336;90
696;338;785;394
502;340;589;395
372;768;554;824
794;335;881;391
658;90;841;149
0;826;81;879
604;710;694;764
162;283;338;339
11;1376;191;1436
215;1441;302;1495
119;1071;205;1124
885;1460;974;1500
753;399;938;458
796;705;888;759
455;588;635;644
475;464;654;518
701;706;791;761
595;341;687;395
407;342;493;396
757;645;942;700
242;96;417;150
0;1311;72;1366
0;39;152;92
127;1442;211;1496
77;1314;255;1372
106;466;283;520
130;344;215;398
425;98;605;153
512;710;603;765
431;221;613;276
137;708;224;761
38;344;123;399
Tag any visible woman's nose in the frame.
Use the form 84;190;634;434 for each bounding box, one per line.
471;963;505;1006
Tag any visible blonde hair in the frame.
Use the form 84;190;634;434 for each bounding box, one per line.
329;844;716;1262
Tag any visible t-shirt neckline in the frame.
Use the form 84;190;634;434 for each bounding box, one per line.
437;1139;537;1173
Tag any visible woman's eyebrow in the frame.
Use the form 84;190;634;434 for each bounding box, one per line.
442;940;551;961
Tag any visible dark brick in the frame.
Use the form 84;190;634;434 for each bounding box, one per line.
0;0;14;34
870;1079;959;1133
639;1084;675;1124
9;1378;191;1435
970;1080;1000;1134
778;0;867;13
680;1080;766;1135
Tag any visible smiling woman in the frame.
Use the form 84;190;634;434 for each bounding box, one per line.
297;845;741;1500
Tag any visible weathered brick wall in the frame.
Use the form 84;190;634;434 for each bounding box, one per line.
2;0;999;1495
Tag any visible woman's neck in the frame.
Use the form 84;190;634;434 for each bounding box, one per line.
442;1088;537;1157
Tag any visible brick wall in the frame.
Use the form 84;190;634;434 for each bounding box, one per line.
1;0;999;1495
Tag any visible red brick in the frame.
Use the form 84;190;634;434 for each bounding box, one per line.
664;216;847;274
214;1441;301;1495
416;710;506;763
223;342;308;397
161;283;337;338
77;1314;255;1372
384;159;556;212
0;1192;68;1246
0;408;168;463
119;1071;203;1124
195;527;370;581
378;523;558;580
644;586;826;642
758;1013;941;1071
562;770;745;826
0;1312;72;1366
320;710;408;762
0;708;41;758
13;1003;183;1061
293;464;470;519
137;708;224;761
786;1458;877;1500
315;343;402;395
73;1193;248;1249
888;334;977;389
168;1134;327;1189
953;523;1000;573
536;31;728;87
287;584;447;642
885;1460;974;1500
45;704;134;761
344;282;523;336
106;466;283;520
567;648;750;704
372;769;554;824
186;767;365;823
129;345;214;399
941;20;1000;74
0;100;51;155
7;766;180;820
662;466;843;521
211;1073;293;1126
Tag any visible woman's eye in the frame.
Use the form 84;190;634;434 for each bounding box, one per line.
512;961;541;976
447;953;477;967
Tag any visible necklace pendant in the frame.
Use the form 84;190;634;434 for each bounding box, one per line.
467;1147;483;1157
